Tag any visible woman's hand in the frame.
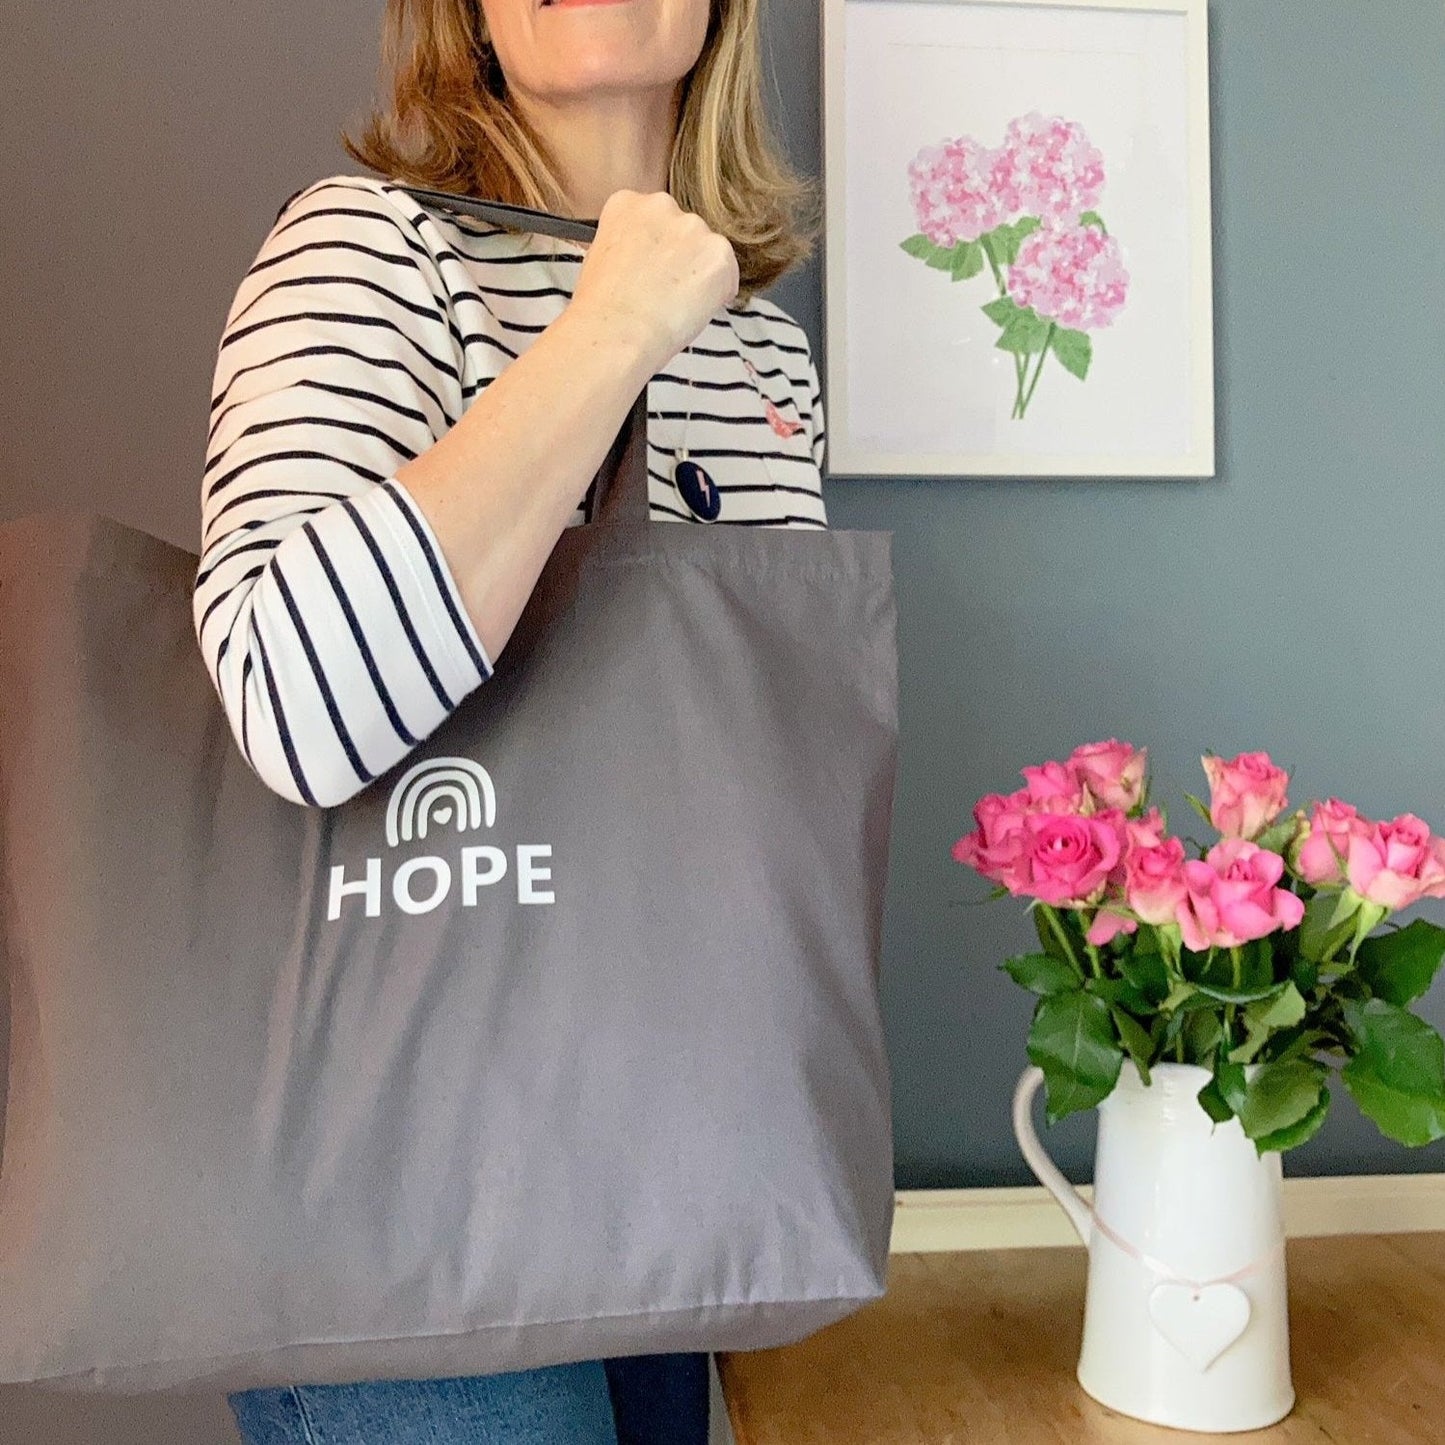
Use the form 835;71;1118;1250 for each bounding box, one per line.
567;189;740;375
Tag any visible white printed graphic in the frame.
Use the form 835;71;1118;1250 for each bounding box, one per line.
386;756;497;846
328;756;554;921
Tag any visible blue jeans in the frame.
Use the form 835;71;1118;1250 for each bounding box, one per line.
227;1353;711;1444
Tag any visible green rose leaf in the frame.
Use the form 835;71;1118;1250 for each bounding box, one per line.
996;309;1051;355
1183;791;1214;827
1033;903;1087;967
1290;953;1320;995
1003;951;1080;996
1195;1076;1235;1124
1161;979;1200;1012
1302;888;1364;953
1184;1010;1225;1063
1340;998;1445;1145
1111;1006;1155;1085
1216;1057;1249;1114
1050;327;1092;381
1194;979;1281;1004
1252;1086;1331;1154
1121;950;1170;1005
950;240;985;281
1235;1059;1328;1142
1254;816;1300;854
1355;920;1445;1007
1229;982;1308;1065
1078;210;1107;234
1027;991;1125;1125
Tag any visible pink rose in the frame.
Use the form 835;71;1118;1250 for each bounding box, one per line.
1176;839;1306;952
1017;809;1127;906
1201;751;1290;841
1006;221;1130;331
1127;808;1167;850
1126;836;1190;926
1294;798;1370;886
1087;907;1137;947
1069;739;1147;812
1345;814;1445;910
952;788;1031;890
1021;759;1090;813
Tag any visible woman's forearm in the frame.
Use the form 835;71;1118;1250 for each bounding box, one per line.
392;304;658;664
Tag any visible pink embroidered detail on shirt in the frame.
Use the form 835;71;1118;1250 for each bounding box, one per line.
742;358;805;438
765;399;804;438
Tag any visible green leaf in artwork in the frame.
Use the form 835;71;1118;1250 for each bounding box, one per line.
1339;998;1445;1145
1050;327;1092;381
1026;991;1125;1124
981;295;1021;328
1078;210;1108;234
996;309;1050;355
900;233;941;261
1235;1059;1327;1142
950;240;985;281
1252;1086;1331;1154
1355;919;1445;1007
1002;951;1080;996
990;215;1043;265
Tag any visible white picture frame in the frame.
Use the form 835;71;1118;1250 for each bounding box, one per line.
821;0;1215;478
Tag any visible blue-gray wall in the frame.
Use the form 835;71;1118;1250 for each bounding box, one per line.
767;0;1445;1188
1;1;1441;1439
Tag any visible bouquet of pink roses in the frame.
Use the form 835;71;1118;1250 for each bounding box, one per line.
953;742;1445;1152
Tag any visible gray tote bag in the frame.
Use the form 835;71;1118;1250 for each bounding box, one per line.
0;188;898;1395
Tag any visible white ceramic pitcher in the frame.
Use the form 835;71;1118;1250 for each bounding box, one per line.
1013;1062;1295;1432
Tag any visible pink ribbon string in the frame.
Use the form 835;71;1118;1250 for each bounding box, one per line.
1090;1211;1284;1292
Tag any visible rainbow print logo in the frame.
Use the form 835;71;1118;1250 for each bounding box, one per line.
385;756;497;847
326;754;555;921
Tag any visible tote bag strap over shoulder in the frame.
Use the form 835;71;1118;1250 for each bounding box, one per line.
392;181;650;526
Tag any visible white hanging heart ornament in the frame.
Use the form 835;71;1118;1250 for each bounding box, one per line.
1147;1281;1252;1371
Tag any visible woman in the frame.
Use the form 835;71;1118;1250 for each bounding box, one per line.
196;0;825;1439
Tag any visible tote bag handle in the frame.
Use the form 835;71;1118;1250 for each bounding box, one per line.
392;182;650;526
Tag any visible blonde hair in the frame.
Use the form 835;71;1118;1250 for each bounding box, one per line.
342;0;819;303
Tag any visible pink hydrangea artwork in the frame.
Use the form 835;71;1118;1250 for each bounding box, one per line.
901;111;1131;420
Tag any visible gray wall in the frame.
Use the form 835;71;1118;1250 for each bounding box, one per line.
3;0;1442;1439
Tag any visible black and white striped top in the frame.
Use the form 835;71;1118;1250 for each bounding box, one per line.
194;174;828;809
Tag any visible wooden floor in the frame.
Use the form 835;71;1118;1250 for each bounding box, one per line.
717;1233;1445;1444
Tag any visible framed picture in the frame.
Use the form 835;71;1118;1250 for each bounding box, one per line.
821;0;1215;477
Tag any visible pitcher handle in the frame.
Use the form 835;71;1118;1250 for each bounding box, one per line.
1011;1066;1094;1246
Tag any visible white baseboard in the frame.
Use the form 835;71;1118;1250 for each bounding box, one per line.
890;1174;1445;1253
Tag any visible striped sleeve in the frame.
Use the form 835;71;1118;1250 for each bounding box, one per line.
804;346;827;479
194;177;493;809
